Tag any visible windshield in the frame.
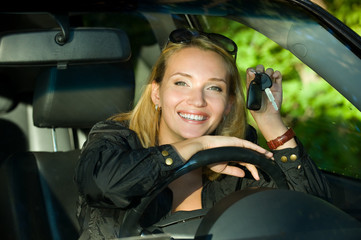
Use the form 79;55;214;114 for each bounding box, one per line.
192;14;361;180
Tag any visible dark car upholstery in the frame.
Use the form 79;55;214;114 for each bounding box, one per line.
0;63;135;240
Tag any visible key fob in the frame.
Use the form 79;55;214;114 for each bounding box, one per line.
246;79;262;110
260;73;272;90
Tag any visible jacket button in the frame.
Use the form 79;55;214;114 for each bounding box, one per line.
165;158;173;166
162;150;169;157
281;156;288;163
290;154;298;161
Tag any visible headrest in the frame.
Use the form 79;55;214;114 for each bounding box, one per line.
33;64;135;128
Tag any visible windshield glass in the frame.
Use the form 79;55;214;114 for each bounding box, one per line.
198;15;361;180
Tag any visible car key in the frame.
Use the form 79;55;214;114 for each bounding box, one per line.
247;71;279;111
246;78;262;110
259;73;279;111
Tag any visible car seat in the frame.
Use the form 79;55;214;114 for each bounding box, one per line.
0;88;28;165
0;63;135;240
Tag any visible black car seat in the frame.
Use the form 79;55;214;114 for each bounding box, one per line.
0;90;28;165
0;63;135;240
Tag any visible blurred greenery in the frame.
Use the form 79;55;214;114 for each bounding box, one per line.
202;0;361;179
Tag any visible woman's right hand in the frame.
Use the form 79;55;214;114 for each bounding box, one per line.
171;135;273;179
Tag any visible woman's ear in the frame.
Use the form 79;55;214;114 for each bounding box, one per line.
151;81;160;106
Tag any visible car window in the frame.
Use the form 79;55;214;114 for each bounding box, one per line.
198;16;361;180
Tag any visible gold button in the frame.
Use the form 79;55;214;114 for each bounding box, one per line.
165;158;173;166
281;156;288;163
162;150;169;157
290;154;298;161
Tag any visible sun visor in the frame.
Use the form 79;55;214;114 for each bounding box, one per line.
0;28;131;66
33;64;135;128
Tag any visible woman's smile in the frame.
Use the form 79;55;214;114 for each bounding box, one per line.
178;112;209;122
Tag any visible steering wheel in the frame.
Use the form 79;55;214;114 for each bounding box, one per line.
119;146;289;237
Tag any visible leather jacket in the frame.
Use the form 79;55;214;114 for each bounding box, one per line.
74;120;331;239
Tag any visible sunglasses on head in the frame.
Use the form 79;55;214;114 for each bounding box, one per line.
168;28;238;61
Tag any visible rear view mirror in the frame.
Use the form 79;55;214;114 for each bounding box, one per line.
0;28;131;66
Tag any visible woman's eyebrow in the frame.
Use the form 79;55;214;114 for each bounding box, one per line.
170;72;227;84
170;72;192;78
209;78;227;84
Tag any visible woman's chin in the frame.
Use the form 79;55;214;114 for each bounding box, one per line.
180;130;210;139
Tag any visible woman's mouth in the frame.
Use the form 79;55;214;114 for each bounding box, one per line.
178;112;208;121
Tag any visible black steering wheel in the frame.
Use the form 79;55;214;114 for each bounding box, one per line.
119;146;289;237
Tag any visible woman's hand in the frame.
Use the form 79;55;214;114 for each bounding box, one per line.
246;64;283;121
208;161;261;180
204;135;272;180
172;135;273;180
246;64;296;149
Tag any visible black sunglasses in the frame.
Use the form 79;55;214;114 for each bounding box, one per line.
168;28;238;61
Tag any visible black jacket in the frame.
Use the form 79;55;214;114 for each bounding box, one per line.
74;120;331;239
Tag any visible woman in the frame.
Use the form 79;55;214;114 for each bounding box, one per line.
75;28;331;239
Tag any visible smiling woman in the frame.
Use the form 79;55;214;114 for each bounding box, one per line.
152;48;232;143
74;28;331;239
0;1;360;239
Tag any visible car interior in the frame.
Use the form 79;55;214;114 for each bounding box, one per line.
0;62;135;239
0;0;361;239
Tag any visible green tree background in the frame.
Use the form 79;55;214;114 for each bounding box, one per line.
205;0;361;179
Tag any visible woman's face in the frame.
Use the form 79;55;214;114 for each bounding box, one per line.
152;47;233;144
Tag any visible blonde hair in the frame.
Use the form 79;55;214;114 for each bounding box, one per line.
111;35;247;148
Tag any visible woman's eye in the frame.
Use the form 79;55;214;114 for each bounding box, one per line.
175;81;187;86
208;86;223;92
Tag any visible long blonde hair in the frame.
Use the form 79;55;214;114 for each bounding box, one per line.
111;35;247;148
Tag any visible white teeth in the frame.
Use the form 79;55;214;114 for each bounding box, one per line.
179;113;206;121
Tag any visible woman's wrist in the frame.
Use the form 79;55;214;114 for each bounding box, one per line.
171;137;206;162
254;114;284;139
255;115;297;150
267;128;295;150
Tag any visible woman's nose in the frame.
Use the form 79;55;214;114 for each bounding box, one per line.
186;89;207;107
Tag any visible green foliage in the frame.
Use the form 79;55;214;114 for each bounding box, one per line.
282;80;361;120
282;79;361;177
325;0;361;34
